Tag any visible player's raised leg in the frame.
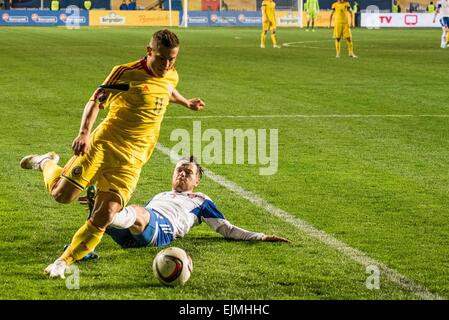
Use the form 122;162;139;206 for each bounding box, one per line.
21;153;88;204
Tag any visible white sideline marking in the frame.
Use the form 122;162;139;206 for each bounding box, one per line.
156;143;443;300
164;114;449;120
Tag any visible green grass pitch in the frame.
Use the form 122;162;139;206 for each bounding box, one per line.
0;26;448;300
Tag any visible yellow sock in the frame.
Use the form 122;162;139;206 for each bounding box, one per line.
335;40;341;56
271;34;278;46
261;32;266;46
42;161;63;194
347;40;354;55
60;220;105;265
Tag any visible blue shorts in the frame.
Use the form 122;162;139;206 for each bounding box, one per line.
106;208;174;248
440;17;449;28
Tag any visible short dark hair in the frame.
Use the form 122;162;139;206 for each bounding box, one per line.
151;29;180;49
179;156;204;179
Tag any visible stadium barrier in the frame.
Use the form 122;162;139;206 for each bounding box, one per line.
186;11;261;27
186;10;332;28
89;10;179;26
361;12;442;28
0;9;89;26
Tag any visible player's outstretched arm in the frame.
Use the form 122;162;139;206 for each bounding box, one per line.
329;11;334;28
170;88;205;111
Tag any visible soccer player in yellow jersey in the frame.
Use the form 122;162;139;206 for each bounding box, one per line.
20;29;205;278
261;0;281;48
329;0;357;58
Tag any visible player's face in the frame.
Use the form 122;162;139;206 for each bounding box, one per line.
147;44;179;77
172;162;200;193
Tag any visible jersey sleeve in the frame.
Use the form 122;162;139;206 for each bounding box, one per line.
200;199;264;241
331;2;336;10
94;65;128;109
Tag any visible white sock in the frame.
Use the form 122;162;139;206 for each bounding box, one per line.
442;31;447;47
110;206;137;229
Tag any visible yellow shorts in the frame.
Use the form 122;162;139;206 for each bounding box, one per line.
333;23;352;39
263;19;276;31
61;138;147;207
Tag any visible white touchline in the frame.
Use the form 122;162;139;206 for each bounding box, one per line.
156;143;444;300
164;114;449;120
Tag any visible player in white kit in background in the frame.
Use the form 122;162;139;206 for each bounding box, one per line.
433;0;449;48
104;157;289;248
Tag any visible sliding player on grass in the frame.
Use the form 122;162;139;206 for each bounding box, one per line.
94;157;289;249
329;0;357;58
20;29;205;279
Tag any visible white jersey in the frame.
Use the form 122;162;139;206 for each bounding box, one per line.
437;0;449;17
145;190;264;241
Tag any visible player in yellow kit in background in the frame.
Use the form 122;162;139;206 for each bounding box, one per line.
261;0;281;48
329;0;357;58
20;29;205;279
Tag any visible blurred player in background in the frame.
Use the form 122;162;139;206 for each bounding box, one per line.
20;29;205;279
433;0;449;48
305;0;320;32
329;0;357;58
100;157;289;248
261;0;281;48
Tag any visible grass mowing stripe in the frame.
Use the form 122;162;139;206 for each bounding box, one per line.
156;143;444;301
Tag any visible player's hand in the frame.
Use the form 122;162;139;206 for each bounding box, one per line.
187;98;205;111
72;132;90;156
262;235;290;243
44;259;68;279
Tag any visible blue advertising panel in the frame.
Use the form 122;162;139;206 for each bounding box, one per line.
0;9;89;26
187;11;262;27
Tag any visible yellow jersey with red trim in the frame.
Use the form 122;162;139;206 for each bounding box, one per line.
94;58;178;163
262;0;276;22
332;1;351;24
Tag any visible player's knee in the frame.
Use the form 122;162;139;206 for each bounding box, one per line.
130;206;150;233
91;201;122;228
51;188;77;204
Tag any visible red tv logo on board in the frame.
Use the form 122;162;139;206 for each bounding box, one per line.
379;16;392;23
404;14;418;25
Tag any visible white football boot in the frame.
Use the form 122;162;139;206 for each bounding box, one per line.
44;259;68;279
20;152;60;171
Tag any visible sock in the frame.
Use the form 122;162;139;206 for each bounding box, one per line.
271;33;278;46
110;206;137;229
307;20;310;28
442;31;447;46
312;20;315;29
335;40;341;56
347;40;354;55
42;161;63;194
261;32;266;46
59;220;105;265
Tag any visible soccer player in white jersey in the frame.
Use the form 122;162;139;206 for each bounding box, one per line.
433;0;449;48
103;157;289;248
